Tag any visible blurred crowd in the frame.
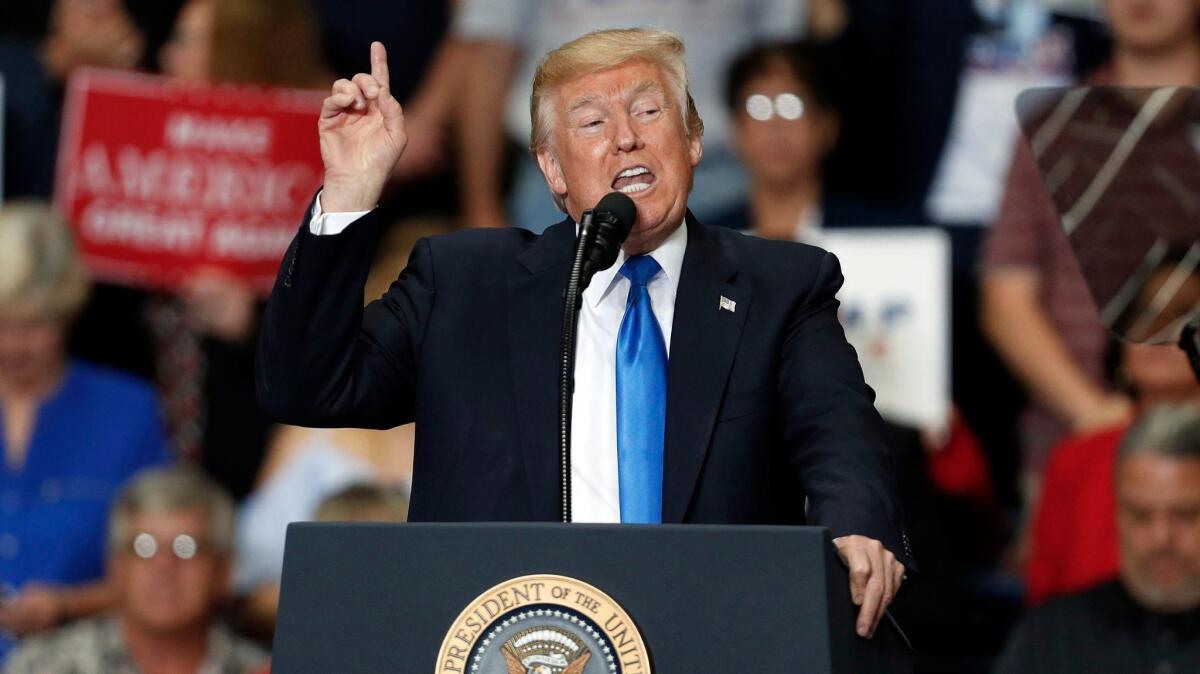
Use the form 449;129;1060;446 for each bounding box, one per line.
1;0;1199;672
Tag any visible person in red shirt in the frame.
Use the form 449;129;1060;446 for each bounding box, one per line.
1027;265;1200;604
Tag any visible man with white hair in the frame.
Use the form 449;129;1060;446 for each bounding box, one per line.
258;28;912;639
995;404;1200;673
4;467;268;674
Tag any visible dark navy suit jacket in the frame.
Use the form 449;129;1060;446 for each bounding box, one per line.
256;204;915;568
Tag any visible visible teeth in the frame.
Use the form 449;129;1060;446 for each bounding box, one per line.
619;182;651;194
617;167;649;178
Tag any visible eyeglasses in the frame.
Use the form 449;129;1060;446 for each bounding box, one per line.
129;533;205;560
744;93;806;121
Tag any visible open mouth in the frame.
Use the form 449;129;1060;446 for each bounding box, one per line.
611;165;657;195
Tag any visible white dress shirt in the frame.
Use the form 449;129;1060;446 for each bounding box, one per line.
569;220;685;522
307;194;687;522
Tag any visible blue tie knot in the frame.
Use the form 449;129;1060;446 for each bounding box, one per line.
620;255;662;287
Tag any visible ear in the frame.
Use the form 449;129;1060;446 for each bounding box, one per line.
820;111;842;156
215;557;233;597
108;557;127;589
536;149;568;198
688;131;703;168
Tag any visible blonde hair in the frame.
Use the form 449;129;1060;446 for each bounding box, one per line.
530;27;705;159
0;201;89;318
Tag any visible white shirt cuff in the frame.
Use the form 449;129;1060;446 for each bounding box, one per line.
308;190;372;236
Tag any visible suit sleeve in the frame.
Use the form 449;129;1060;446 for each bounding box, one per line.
255;199;435;429
779;250;915;570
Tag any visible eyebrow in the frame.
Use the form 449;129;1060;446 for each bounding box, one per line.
568;94;604;114
626;79;664;100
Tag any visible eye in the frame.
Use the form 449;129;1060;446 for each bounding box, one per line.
745;94;773;121
775;93;804;120
1122;506;1151;524
633;104;662;120
1174;506;1200;524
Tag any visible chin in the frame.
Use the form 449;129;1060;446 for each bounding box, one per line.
133;611;195;632
1124;572;1200;613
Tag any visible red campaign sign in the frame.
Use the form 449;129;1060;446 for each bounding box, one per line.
54;68;327;295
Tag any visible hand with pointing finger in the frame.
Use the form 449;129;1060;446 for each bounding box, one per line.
319;41;408;213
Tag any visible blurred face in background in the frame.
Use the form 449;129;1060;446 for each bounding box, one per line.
537;60;703;253
1117;452;1200;612
1106;0;1200;52
113;507;228;635
43;0;145;79
159;0;213;80
731;64;839;191
0;311;68;394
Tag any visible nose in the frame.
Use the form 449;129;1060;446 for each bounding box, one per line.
149;550;181;571
1148;513;1176;549
612;109;641;153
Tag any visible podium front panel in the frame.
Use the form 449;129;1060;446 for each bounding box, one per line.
273;523;910;673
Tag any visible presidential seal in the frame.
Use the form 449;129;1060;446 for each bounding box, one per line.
435;574;650;674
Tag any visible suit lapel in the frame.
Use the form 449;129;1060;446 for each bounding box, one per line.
507;219;575;521
662;217;751;523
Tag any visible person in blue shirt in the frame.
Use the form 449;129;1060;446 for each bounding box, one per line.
0;202;169;661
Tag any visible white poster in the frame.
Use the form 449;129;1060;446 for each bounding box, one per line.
925;13;1074;225
823;228;951;430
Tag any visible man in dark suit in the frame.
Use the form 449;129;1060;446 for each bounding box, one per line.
257;29;911;638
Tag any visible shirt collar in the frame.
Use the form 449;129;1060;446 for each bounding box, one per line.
583;219;688;308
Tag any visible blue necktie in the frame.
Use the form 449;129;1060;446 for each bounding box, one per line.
616;255;667;523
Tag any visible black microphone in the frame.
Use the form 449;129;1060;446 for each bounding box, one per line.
579;192;637;291
559;192;637;522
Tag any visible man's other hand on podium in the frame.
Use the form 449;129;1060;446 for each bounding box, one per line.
834;535;905;639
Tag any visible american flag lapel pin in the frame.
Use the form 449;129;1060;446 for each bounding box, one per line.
719;296;736;313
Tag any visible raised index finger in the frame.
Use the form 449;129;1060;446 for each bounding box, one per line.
370;41;390;90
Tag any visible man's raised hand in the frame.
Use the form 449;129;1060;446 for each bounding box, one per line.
319;41;408;212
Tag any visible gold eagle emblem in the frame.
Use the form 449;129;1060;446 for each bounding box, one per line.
501;627;592;674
